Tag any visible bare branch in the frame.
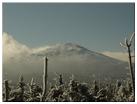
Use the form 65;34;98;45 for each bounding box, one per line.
120;42;127;48
129;32;135;45
30;77;34;86
125;37;128;46
131;55;135;57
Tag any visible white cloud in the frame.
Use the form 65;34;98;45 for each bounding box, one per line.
3;32;32;62
3;33;43;82
102;51;135;62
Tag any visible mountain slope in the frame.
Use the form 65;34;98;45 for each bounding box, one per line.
32;42;125;65
31;43;129;82
3;33;129;83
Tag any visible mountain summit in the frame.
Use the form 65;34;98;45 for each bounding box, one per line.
32;42;123;65
32;42;93;56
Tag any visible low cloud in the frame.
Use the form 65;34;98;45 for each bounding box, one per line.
3;32;31;62
102;51;135;62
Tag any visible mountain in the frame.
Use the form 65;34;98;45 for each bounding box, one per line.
32;42;123;63
3;33;129;83
31;43;129;81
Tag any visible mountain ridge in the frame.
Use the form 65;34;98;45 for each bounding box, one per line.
32;42;125;65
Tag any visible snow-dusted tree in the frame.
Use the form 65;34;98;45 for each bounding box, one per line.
120;32;135;93
4;80;10;101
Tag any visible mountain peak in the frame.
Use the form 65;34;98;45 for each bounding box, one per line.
32;42;93;57
32;42;124;65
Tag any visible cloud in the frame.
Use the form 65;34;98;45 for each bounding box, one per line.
3;32;31;62
102;51;135;62
3;33;43;82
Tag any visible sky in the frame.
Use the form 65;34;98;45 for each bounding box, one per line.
3;3;135;52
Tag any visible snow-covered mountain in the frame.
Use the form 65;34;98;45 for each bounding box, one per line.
31;43;129;80
3;33;129;83
32;42;125;65
32;43;104;56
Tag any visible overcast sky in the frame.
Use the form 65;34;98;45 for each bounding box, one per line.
3;3;135;52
